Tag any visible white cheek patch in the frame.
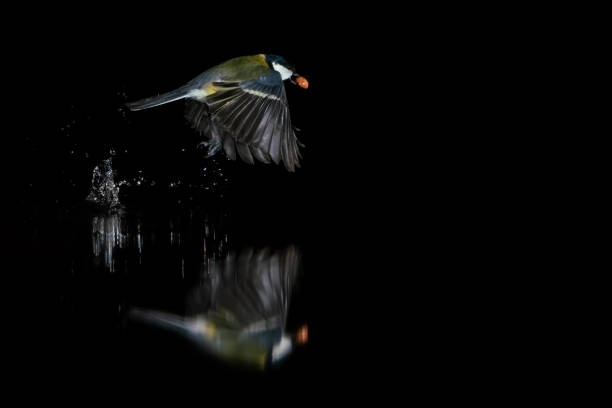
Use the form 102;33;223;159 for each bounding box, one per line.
271;335;293;362
272;62;293;80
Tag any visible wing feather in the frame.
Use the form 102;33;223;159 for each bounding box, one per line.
201;71;301;171
236;142;254;164
223;134;236;161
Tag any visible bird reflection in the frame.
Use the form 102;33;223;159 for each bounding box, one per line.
129;245;307;370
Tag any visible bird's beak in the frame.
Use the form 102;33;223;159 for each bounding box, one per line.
291;74;309;89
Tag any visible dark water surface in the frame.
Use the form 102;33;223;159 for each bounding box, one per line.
25;199;311;375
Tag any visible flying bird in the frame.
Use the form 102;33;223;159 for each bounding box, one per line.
126;54;308;172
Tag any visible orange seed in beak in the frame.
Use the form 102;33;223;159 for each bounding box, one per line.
296;76;309;89
296;324;308;344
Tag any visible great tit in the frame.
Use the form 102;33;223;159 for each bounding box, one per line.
126;54;308;172
128;246;308;370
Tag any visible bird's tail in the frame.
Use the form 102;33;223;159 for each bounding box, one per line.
126;86;192;111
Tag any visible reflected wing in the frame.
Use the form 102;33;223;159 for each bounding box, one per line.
187;246;301;330
205;71;302;172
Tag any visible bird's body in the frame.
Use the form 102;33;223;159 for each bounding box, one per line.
127;54;307;171
187;54;274;92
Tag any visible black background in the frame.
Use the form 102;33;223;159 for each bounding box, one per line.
9;4;499;394
11;6;398;390
8;3;575;399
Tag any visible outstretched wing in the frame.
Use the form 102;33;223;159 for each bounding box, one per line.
205;71;302;172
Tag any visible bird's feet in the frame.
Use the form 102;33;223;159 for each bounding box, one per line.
197;140;222;158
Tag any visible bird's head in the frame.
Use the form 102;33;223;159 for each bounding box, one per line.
265;54;308;89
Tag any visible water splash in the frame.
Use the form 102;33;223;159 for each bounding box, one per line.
86;156;123;208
